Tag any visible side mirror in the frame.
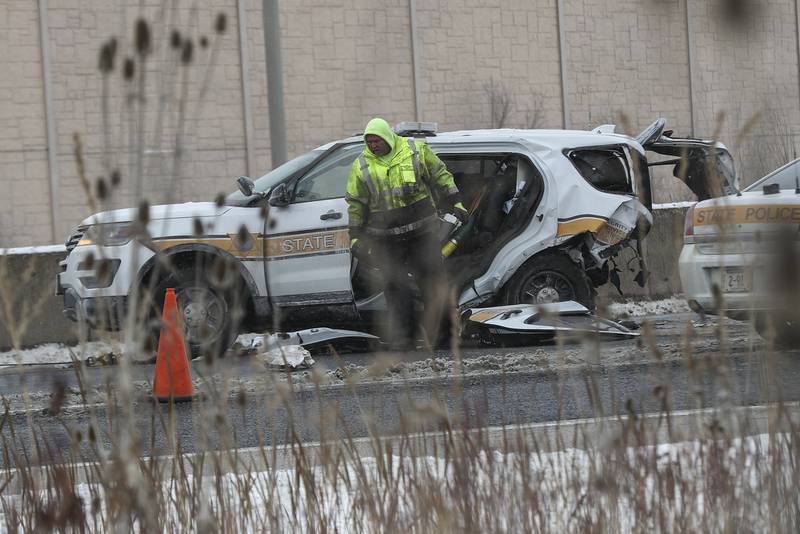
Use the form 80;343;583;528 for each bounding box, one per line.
268;183;290;207
236;176;255;197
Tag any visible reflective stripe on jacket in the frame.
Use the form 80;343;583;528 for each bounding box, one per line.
346;137;459;237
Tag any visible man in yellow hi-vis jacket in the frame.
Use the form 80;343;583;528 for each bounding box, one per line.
346;117;468;350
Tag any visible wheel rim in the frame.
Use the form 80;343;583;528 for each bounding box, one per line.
177;286;227;346
521;270;576;304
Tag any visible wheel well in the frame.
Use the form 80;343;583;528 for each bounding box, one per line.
136;245;257;316
502;248;592;294
504;248;582;288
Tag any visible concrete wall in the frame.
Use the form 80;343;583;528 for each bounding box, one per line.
0;0;53;246
416;0;564;129
0;250;80;350
1;1;799;249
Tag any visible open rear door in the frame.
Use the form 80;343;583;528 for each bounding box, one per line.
637;118;739;200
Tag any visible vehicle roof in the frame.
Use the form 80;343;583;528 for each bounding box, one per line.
322;127;639;152
696;189;800;209
745;157;800;192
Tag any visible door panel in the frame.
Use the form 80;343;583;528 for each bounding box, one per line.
266;198;352;304
265;144;362;305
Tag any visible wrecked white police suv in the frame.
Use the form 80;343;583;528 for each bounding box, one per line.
58;121;717;356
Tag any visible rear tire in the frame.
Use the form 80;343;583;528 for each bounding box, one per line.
504;252;596;310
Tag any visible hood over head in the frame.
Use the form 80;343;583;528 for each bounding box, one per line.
363;117;397;154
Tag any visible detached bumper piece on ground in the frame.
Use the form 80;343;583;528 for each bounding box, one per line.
251;328;383;369
462;301;638;346
250;305;634;365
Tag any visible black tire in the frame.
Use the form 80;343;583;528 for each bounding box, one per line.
150;259;245;360
504;252;595;310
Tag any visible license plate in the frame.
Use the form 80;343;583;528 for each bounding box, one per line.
723;269;749;293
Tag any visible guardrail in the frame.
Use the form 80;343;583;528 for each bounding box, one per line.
0;245;79;350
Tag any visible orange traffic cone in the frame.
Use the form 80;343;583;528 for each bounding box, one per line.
153;288;194;402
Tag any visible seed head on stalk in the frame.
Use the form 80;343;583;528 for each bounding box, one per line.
123;57;135;81
98;38;117;73
170;30;182;50
134;18;151;57
215;12;227;34
181;39;193;65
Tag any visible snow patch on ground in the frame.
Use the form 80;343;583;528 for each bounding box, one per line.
609;297;690;318
0;433;787;532
346;349;569;380
0;341;121;367
652;201;695;210
0;244;65;256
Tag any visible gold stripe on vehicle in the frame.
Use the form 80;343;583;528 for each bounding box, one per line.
556;217;607;237
694;204;800;226
152;228;350;259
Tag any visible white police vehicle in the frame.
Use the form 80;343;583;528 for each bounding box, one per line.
680;157;800;345
59;120;711;357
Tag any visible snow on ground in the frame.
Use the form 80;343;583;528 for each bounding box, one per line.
0;433;788;532
652;200;696;210
609;296;690;317
0;341;120;367
0;244;65;255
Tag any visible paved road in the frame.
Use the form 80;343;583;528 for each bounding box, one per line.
1;313;797;468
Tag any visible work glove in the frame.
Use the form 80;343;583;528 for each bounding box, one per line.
452;202;469;224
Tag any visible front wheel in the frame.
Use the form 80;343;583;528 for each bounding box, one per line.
150;264;244;360
504;252;596;310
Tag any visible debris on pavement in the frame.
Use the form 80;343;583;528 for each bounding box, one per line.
249;332;302;352
616;319;641;331
256;344;316;370
463;301;638;346
84;352;118;367
0;309;758;414
608;297;690;318
246;327;381;355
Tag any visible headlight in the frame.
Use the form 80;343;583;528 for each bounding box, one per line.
78;222;136;247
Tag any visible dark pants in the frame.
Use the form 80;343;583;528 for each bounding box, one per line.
367;230;449;349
